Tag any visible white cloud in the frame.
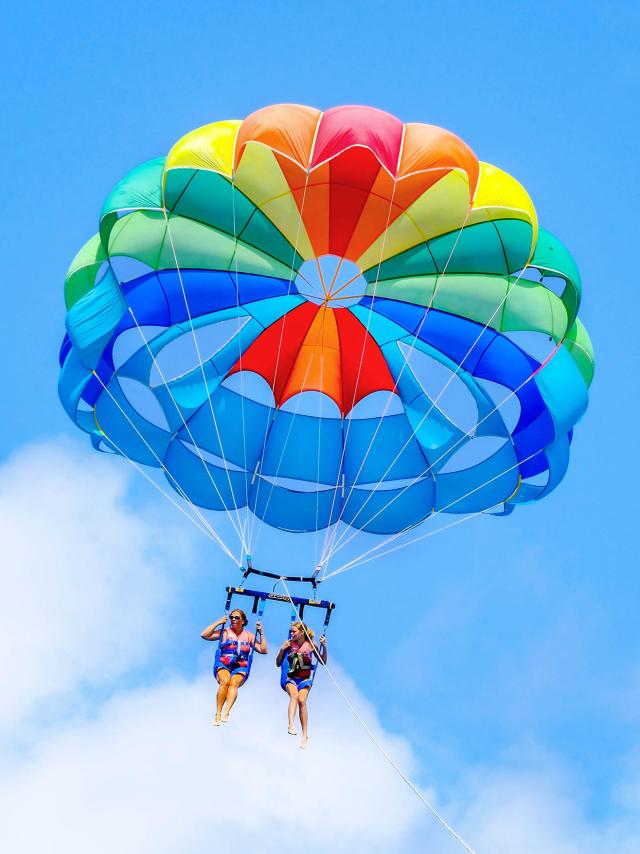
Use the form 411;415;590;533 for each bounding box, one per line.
0;439;189;731
3;438;640;854
0;669;434;854
0;438;442;854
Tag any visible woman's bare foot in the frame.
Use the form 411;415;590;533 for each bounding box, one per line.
221;712;230;723
288;727;297;736
213;714;222;726
300;736;308;749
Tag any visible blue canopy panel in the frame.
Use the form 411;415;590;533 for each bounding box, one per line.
59;265;305;479
59;347;96;428
359;297;561;502
120;268;299;328
360;299;544;416
340;476;435;534
372;337;509;470
249;480;341;533
511;434;571;505
343;413;428;486
93;376;171;466
177;386;271;472
260;408;343;486
114;309;261;418
65;267;127;369
237;406;342;532
535;346;589;437
164;439;249;511
434;439;520;513
59;334;73;367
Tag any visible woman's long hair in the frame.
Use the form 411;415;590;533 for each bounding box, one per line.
290;620;314;641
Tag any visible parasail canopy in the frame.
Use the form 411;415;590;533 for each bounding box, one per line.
58;103;594;568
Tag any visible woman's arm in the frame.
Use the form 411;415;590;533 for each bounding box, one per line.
201;616;227;641
313;635;328;665
253;621;268;654
275;639;291;667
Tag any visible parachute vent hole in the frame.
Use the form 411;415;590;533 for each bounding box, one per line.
295;256;366;307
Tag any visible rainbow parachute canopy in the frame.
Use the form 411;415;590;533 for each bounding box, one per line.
59;104;594;536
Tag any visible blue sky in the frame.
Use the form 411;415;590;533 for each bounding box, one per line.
2;2;640;851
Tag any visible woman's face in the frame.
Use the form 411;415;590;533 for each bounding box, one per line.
291;625;305;643
229;611;244;631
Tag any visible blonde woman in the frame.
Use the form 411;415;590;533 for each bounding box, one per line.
276;621;327;748
201;608;267;725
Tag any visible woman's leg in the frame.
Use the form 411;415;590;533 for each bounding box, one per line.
297;687;310;748
221;672;245;720
215;669;231;724
285;682;299;734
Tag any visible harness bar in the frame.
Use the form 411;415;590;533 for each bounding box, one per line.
239;555;322;591
225;586;335;623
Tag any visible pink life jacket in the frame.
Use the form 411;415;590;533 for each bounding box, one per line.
219;627;252;669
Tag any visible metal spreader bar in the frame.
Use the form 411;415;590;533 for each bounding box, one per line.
239;554;323;591
225;585;335;624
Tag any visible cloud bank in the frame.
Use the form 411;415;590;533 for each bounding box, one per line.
2;440;640;854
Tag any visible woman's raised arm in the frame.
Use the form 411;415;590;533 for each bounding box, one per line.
253;621;268;654
201;616;227;641
275;638;291;666
313;635;328;665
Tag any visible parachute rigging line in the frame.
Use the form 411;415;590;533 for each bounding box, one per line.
230;167;251;546
246;168;313;555
249;358;315;556
314;350;325;563
91;373;237;561
321;327;566;569
126;304;247;555
322;261;536;563
279;579;477;854
250;170;397;560
319;177;400;562
322;445;542;581
321;203;474;564
162;207;249;556
326;511;486;579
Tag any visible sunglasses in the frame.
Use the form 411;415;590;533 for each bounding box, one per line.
229;615;243;621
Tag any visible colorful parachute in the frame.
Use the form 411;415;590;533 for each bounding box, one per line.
58;104;593;549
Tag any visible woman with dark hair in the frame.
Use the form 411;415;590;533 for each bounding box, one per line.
201;608;268;725
276;621;327;748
